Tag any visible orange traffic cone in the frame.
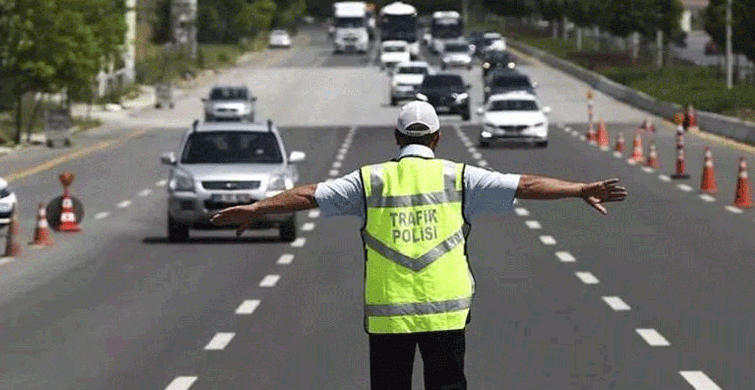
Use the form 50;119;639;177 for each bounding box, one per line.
700;147;718;194
596;120;609;149
628;131;643;164
646;142;660;168
30;203;54;246
4;212;22;257
671;133;690;179
733;157;753;209
614;132;625;154
58;196;81;232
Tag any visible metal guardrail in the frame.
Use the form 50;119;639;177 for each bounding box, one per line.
510;40;755;146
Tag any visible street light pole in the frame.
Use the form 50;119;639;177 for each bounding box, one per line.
726;0;733;89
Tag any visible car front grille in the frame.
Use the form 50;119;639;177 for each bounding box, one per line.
204;199;257;211
202;181;261;190
498;125;529;132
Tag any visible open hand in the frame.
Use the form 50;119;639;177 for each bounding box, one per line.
580;178;627;215
210;205;257;236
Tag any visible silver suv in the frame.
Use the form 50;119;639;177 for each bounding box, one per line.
161;120;306;242
202;85;256;122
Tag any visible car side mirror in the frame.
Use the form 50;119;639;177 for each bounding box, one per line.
476;107;484;115
542;106;551;114
161;152;177;165
532;81;539;88
289;151;306;163
251;96;257;102
466;84;472;89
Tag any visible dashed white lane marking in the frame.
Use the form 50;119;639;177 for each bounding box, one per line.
636;328;671;346
301;222;315;231
679;371;722;390
472;153;482;160
514;208;530;217
524;220;542;230
613;152;623;159
332;161;342;168
291;238;307;247
699;194;716;202
259;275;280;287
467;147;477;154
336;154;345;161
539;235;557;245
572;132;579;137
478;160;488;167
138;189;152;197
602;296;631;311
235;299;261;315
0;258;15;266
575;272;599;284
156;180;167;187
627;159;638;166
555;251;576;262
599;146;609;152
725;205;744;214
308;209;320;219
117;200;132;209
204;332;235;350
277;254;294;265
641;167;655;173
165;376;198;390
676;184;693;192
658;174;671;182
579;135;586;141
329;169;339;177
94;212;110;220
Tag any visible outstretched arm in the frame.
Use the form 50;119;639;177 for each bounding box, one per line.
515;175;627;215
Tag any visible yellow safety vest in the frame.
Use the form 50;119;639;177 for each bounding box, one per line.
360;157;474;334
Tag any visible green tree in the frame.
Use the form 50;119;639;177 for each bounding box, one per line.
704;0;755;64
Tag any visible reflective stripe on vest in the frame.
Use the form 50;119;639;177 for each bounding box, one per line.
361;158;473;334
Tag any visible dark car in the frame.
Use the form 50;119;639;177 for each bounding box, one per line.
483;70;536;101
468;31;485;55
416;74;471;121
481;50;516;78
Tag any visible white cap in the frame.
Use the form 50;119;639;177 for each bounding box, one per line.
397;101;440;137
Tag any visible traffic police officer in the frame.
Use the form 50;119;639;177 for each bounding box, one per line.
211;101;628;390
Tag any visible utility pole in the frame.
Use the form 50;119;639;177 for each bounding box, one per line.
725;0;733;89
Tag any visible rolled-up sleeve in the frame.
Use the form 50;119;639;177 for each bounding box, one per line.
463;165;520;220
314;169;365;219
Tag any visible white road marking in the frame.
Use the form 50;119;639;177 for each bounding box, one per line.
308;209;320;219
555;251;576;262
277;254;294;265
679;371;722;390
336;154;345;161
291;238;307;247
138;189;152;197
472;153;482;159
467;147;477;154
94;212;110;220
117;200;132;209
156;180;167;187
165;377;198;390
329;169;339;177
699;194;716;202
539;235;557;245
301;222;315;231
235;299;261;315
0;258;15;266
600;146;609;152
514;207;530;217
635;328;670;346
602;296;631;311
575;272;599;284
478;160;488;167
332;161;342;168
725;205;744;214
613;151;623;158
565;127;572;131
641;167;655;173
579;135;586;141
339;147;348;154
572;132;579;137
524;220;542;230
676;184;693;192
259;275;280;287
658;174;671;182
626;159;638;166
204;332;235;350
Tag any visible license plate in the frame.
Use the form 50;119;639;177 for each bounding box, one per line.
212;194;250;203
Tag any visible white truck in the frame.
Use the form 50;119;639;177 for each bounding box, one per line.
332;2;370;53
430;10;463;55
379;2;419;59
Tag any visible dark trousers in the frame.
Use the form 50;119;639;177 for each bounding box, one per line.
369;330;467;390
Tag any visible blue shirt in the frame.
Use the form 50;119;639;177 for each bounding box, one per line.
314;145;521;222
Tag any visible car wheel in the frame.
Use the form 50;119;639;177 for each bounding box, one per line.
461;110;470;121
536;141;549;148
279;216;296;242
390;97;397;106
441;64;447;70
479;139;490;148
168;216;190;242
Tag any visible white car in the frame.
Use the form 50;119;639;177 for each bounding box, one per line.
379;41;411;70
269;29;292;48
477;92;551;148
390;61;433;106
481;32;506;52
441;40;474;70
0;178;17;227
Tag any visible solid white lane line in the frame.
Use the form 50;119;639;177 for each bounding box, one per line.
679;371;722;390
94;212;110;220
658;174;671;182
156;180;167;187
539;235;556;245
204;332;235;350
725;205;744;214
635;328;670;346
235;299;261;315
699;194;716;202
117;200;132;209
602;296;631;311
514;208;529;217
139;189;152;197
165;377;198;390
478;160;488;167
277;254;294;265
524;220;542;230
575;272;599;284
332;161;342;168
555;251;576;262
641;167;655;173
259;275;280;287
677;184;693;192
301;222;315;231
329;169;339;177
308;209;321;218
291;238;307;247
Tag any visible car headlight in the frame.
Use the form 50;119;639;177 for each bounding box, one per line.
169;169;195;192
481;131;492;138
267;174;294;197
508;62;516;69
453;93;469;102
483;62;490;69
442;57;450;63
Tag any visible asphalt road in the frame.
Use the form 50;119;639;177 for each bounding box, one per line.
0;24;754;389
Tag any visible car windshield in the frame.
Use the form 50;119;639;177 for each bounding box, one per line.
181;132;283;164
334;17;364;28
485;51;510;62
397;66;428;75
422;75;463;88
210;88;248;101
492;75;532;88
483;37;500;46
444;44;468;53
383;45;406;52
489;100;538;111
271;31;287;36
